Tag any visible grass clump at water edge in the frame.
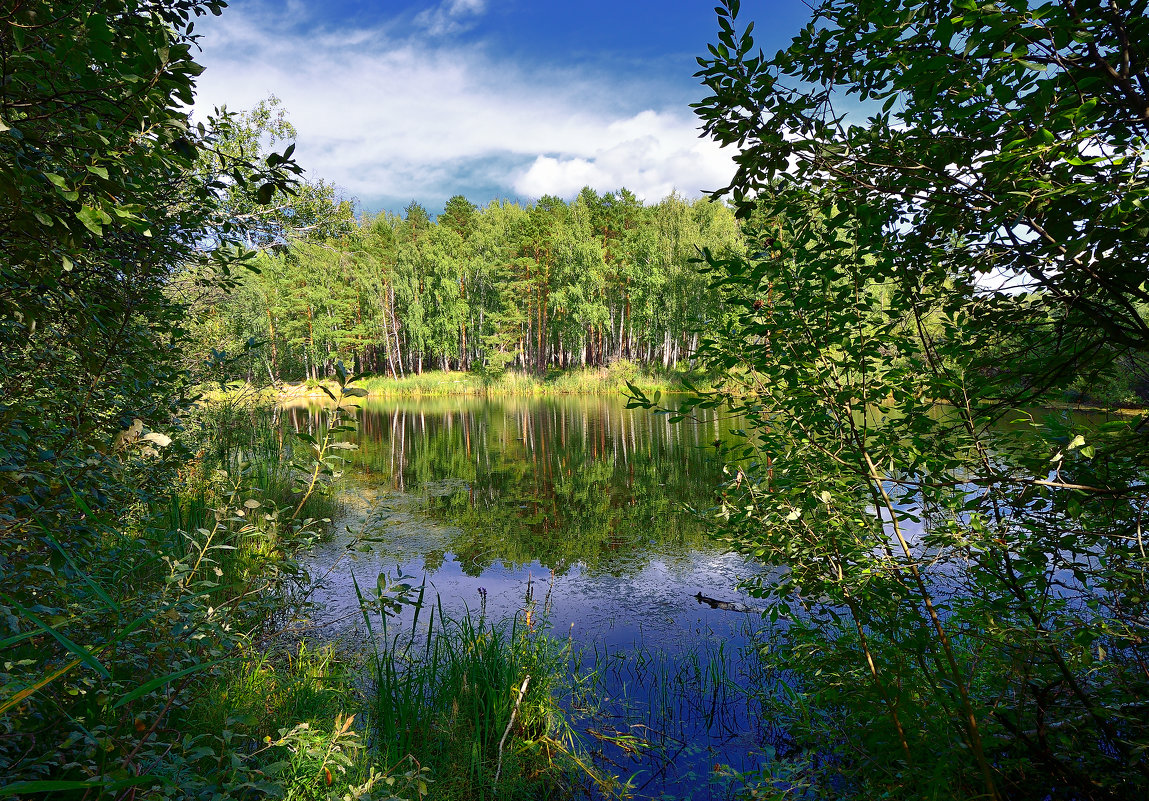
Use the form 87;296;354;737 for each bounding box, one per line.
177;642;432;801
355;573;620;801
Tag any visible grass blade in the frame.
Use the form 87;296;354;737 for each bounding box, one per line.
113;658;229;709
0;775;166;797
1;594;109;678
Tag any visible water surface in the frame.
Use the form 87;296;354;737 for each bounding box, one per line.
296;395;775;799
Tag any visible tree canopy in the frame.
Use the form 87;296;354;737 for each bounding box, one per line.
183;190;744;382
629;0;1149;797
1;0;306;522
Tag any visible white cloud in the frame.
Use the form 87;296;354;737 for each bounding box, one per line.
191;2;734;211
416;0;487;36
514;110;733;201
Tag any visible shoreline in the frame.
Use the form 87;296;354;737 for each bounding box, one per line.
243;366;708;403
196;370;1149;417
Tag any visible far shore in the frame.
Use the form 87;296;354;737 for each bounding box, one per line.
196;368;1148;417
199;365;710;405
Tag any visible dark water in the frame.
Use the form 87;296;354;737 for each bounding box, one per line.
295;395;779;799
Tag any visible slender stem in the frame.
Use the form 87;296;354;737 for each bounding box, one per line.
493;674;531;791
862;450;1000;801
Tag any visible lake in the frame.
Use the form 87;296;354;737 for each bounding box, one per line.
294;394;780;799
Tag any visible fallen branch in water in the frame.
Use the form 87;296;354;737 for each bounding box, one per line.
694;592;760;613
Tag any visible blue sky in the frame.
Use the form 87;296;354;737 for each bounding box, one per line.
193;1;814;216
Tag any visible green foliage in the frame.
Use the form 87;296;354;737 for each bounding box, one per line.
0;3;379;799
175;97;356;386
630;0;1149;797
178;644;430;801
186;191;744;383
357;577;603;801
0;0;304;537
0;433;337;798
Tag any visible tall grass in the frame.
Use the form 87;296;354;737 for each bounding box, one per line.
309;362;717;399
356;578;610;800
182;641;356;740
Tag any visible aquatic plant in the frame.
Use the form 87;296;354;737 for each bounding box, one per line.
354;576;612;800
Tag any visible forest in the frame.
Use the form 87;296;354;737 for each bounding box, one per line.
184;185;743;383
3;0;1149;800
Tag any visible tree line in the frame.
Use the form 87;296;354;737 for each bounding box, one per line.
183;189;744;383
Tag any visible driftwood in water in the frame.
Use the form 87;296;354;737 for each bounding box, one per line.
694;592;759;614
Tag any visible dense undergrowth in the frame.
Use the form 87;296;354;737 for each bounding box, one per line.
0;391;357;799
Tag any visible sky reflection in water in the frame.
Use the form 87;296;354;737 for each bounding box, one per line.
298;395;778;799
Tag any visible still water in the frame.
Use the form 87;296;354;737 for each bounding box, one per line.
296;395;779;799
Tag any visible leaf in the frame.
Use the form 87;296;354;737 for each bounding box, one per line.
140;432;173;447
171;137;197;160
43;533;119;613
0;657;83;716
0;777;164;798
1;595;109;678
256;183;275;205
113;658;228;709
76;206;105;236
343;387;370;397
935;16;954;47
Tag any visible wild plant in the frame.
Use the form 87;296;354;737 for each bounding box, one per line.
352;574;612;800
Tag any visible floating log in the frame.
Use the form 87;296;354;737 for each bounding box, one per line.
693;592;759;614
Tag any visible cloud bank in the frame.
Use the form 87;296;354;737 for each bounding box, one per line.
192;2;734;212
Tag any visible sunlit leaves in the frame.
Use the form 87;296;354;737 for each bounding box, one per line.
686;0;1149;794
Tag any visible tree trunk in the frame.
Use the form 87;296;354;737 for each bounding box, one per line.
265;302;279;381
390;285;404;378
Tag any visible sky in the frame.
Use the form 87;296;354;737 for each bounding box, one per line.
191;1;814;216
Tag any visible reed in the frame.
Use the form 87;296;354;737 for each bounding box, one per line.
309;363;716;399
357;580;605;801
564;618;783;799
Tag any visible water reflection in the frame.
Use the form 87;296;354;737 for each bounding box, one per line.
294;395;735;575
295;395;773;800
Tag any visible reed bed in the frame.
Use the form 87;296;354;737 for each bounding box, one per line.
564;619;789;799
353;577;616;801
287;362;715;399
